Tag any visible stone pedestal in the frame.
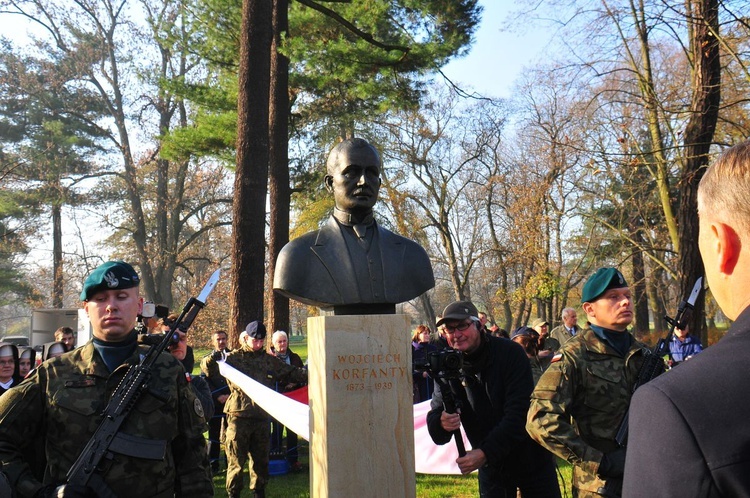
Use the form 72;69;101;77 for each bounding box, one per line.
308;314;416;498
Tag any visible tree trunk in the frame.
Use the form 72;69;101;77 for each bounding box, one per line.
648;266;668;334
501;299;513;335
230;0;273;345
630;2;680;252
631;244;649;338
418;294;436;333
268;0;291;335
52;203;63;308
679;0;720;347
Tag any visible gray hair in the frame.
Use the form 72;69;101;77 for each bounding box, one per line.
272;330;288;343
561;307;576;319
699;140;750;236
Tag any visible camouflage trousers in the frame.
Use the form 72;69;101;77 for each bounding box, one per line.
225;414;271;496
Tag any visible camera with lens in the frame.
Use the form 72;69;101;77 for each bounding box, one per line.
429;349;463;374
414;348;463;380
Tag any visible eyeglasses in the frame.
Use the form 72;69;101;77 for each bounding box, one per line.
442;321;473;334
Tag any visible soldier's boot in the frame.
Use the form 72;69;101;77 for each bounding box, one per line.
253;488;266;498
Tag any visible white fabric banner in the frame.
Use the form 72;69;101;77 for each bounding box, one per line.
412;398;472;474
218;361;471;474
219;361;311;440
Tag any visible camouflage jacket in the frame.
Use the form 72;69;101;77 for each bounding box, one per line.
205;346;307;419
526;328;648;496
0;341;213;498
200;349;230;414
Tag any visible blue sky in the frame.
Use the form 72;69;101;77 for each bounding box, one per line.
441;1;551;99
4;1;546;100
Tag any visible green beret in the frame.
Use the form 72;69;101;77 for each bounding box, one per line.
582;267;628;303
80;261;140;301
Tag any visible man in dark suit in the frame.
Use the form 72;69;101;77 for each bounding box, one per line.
273;138;434;315
623;140;750;497
200;330;231;474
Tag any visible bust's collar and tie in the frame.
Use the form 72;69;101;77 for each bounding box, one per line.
333;207;374;239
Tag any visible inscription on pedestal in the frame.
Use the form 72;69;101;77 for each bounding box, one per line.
308;314;416;498
332;353;406;391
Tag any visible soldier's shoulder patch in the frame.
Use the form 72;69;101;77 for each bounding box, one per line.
193;397;204;418
550;353;563;363
533;369;563;399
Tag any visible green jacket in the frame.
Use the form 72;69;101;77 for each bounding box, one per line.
526;328;647;496
0;341;213;498
207;345;307;419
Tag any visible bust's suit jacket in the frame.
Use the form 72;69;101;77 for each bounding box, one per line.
623;305;750;497
273;216;434;309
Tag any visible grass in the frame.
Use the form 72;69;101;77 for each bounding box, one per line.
194;336;574;497
208;448;573;497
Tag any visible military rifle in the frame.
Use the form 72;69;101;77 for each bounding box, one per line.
66;269;220;496
614;276;703;447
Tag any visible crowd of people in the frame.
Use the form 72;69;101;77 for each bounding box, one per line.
0;260;309;498
418;263;710;497
418;140;750;497
2;139;750;497
0;261;711;498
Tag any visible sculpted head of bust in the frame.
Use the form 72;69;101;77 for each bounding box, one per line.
273;137;434;314
324;138;382;219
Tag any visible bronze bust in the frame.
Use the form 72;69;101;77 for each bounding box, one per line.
273;138;435;315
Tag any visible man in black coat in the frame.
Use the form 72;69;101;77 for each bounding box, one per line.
201;330;231;474
426;301;559;497
623;140;750;497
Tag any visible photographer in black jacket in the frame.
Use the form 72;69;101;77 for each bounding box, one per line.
426;301;560;497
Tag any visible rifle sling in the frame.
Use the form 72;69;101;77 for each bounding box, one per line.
87;473;119;498
108;432;167;460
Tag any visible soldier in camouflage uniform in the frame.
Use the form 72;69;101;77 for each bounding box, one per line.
0;261;213;498
205;320;306;498
526;267;651;498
